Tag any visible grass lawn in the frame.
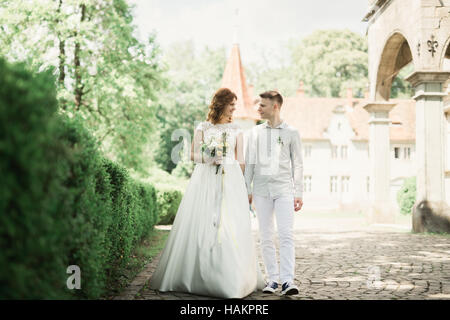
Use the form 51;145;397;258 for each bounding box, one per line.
103;228;169;299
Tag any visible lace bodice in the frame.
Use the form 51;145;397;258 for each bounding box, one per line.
195;121;243;160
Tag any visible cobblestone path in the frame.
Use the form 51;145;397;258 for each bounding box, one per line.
115;227;450;300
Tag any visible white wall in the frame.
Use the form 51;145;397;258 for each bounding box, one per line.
301;110;416;212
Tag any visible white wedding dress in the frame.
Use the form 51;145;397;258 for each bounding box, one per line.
149;121;265;298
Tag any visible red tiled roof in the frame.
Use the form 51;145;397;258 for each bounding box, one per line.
281;96;416;141
221;44;260;121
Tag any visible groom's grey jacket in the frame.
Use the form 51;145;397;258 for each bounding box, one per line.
244;120;303;199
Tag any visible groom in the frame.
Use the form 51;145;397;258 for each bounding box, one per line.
244;90;303;295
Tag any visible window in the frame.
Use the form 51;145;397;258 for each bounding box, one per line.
332;145;348;159
330;176;338;193
341;176;350;193
303;175;312;192
304;145;312;158
331;145;338;159
394;147;400;159
341;145;348;159
404;147;411;160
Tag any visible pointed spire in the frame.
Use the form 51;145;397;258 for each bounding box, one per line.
221;44;259;120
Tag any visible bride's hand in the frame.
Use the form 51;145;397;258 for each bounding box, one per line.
214;153;223;165
203;153;216;164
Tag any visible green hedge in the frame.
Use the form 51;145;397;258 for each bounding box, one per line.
136;166;185;226
397;177;416;215
156;187;183;225
0;58;158;299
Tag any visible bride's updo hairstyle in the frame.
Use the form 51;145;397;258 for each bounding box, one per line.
206;88;237;124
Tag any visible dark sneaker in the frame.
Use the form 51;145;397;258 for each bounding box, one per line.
281;282;299;295
262;281;278;294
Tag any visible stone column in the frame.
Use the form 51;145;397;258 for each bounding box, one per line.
445;110;450;204
405;71;450;205
363;102;396;224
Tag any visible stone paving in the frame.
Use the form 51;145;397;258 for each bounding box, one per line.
115;217;450;300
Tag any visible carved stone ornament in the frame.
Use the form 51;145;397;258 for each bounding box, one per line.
427;35;438;57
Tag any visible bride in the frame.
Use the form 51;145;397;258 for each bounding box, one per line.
149;88;265;298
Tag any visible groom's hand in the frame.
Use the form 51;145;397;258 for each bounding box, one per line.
294;197;303;212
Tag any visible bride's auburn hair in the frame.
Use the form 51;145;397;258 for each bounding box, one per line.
206;88;237;124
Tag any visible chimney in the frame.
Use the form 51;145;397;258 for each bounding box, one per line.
364;83;370;99
346;87;353;100
364;89;369;99
296;81;305;98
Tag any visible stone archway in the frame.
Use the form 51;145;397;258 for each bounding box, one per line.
440;35;450;71
375;32;413;101
363;31;414;224
363;0;450;225
441;37;450;205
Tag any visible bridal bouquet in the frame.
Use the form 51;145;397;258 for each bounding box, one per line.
201;132;228;174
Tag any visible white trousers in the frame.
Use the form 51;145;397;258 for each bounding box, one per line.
253;194;295;284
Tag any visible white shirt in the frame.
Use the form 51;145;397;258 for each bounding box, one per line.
244;120;303;198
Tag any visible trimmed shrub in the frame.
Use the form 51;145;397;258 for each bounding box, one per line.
0;58;159;299
172;159;195;179
397;177;416;215
0;59;71;299
136;166;185;225
156;188;183;225
55;115;115;299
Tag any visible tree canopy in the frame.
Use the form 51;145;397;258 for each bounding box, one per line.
0;0;165;172
154;41;226;173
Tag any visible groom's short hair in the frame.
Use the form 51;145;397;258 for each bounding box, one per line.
259;90;283;107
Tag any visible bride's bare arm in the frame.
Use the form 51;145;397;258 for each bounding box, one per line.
236;132;245;173
191;128;216;164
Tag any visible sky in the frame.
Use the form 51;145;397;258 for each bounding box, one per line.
129;0;370;67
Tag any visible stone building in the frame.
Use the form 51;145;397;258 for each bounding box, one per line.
281;87;416;213
221;41;418;214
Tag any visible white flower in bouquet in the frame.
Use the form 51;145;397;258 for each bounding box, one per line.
200;132;228;174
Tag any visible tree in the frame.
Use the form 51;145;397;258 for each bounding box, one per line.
288;29;369;98
246;45;299;98
154;41;226;173
391;63;414;98
247;29;414;99
0;0;165;172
